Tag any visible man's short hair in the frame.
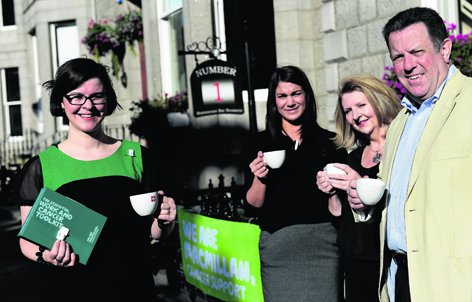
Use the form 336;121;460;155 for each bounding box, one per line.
382;7;448;53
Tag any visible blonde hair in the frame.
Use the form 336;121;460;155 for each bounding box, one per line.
333;74;401;149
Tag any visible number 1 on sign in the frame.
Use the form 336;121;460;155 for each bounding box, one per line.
214;82;223;101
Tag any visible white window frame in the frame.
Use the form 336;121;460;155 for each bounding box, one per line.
1;67;23;139
0;0;17;31
49;21;80;131
212;0;227;62
157;0;183;95
31;33;44;134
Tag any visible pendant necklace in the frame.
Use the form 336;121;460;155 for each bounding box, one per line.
282;128;300;150
368;142;386;164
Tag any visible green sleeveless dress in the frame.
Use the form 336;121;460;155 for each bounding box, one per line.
15;140;160;301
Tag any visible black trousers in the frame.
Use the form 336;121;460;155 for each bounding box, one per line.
392;251;411;302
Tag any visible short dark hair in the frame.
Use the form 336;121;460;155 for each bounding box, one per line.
382;7;448;53
266;66;319;140
43;57;121;125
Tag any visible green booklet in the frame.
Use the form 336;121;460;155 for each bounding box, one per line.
17;187;107;265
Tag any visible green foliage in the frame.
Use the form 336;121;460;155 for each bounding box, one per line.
447;21;472;77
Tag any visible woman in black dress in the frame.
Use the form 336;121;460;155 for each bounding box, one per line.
14;58;176;301
316;74;400;301
245;66;347;301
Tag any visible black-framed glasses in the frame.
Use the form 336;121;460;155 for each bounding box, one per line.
64;93;107;105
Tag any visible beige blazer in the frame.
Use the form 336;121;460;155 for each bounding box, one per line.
371;71;472;302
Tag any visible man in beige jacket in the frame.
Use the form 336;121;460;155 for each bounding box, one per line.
347;7;472;302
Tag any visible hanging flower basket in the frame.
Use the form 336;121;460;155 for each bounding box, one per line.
115;9;144;54
82;19;122;78
129;91;189;140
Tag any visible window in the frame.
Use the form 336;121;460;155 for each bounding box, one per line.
158;0;187;94
50;21;80;74
50;21;79;129
0;0;15;28
1;67;22;137
459;0;472;33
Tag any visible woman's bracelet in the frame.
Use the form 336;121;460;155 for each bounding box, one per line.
35;246;52;266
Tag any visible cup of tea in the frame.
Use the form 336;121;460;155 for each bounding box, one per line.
130;192;159;216
326;163;347;178
355;178;386;206
263;150;286;169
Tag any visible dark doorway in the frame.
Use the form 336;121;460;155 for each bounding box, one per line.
223;0;277;91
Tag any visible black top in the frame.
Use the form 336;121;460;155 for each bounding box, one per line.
244;127;348;233
337;146;381;261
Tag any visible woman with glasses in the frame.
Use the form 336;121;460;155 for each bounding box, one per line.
13;57;175;301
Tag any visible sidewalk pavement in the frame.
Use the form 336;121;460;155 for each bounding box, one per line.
155;270;207;302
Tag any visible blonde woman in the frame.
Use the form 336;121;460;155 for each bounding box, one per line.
316;74;400;301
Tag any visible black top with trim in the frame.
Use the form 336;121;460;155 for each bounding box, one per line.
244;128;348;233
337;146;381;261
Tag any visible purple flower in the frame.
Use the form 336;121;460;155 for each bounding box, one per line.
382;74;387;80
391;66;395;71
397;95;402;99
113;43;120;47
458;58;462;61
449;35;455;42
139;31;142;35
401;88;407;93
386;80;392;86
385;66;390;70
395;82;402;89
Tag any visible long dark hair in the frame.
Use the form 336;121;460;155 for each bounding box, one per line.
43;57;121;125
266;66;319;141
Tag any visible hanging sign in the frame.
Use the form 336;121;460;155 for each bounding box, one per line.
178;208;263;301
190;59;244;117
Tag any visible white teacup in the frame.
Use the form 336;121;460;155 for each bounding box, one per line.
356;178;386;206
326;163;347;177
263;150;286;169
130;192;159;216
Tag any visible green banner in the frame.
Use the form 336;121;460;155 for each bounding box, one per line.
178;208;263;301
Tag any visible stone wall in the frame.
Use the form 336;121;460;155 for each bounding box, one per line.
273;0;421;130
